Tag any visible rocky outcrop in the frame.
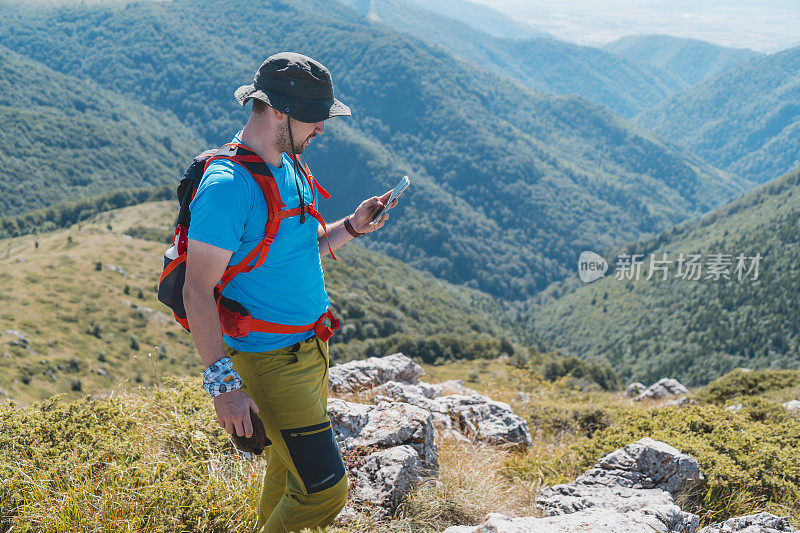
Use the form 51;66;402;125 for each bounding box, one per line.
328;355;531;448
445;438;795;533
537;438;702;532
444;509;693;533
698;512;795;532
328;353;424;393
328;397;437;517
625;382;646;398
634;378;690;401
372;380;531;447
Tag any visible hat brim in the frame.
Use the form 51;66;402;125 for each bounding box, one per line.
235;84;351;122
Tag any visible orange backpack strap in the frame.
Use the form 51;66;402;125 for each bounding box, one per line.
204;143;285;291
290;153;338;261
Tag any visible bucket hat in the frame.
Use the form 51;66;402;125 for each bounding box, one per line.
235;52;351;123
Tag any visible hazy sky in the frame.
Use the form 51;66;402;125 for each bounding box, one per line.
470;0;800;52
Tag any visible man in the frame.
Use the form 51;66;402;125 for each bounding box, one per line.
183;52;394;532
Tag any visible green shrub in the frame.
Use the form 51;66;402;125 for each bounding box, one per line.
0;380;260;531
700;369;800;403
573;405;800;524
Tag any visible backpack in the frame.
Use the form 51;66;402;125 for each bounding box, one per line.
157;143;340;342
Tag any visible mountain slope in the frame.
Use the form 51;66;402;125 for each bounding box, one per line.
604;35;762;86
341;0;684;118
637;46;800;183
0;45;202;215
530;167;800;386
0;0;747;301
402;0;546;39
0;201;523;403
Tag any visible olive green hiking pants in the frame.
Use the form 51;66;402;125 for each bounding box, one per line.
227;335;348;533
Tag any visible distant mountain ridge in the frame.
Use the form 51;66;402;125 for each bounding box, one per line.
637;45;800;184
341;0;683;118
0;0;747;301
403;0;547;40
604;34;762;86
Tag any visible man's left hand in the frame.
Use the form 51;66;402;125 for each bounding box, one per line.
350;189;398;234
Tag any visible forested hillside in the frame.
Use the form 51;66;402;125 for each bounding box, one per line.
340;0;682;118
530;167;800;386
638;45;800;183
0;45;201;215
0;201;530;403
0;0;746;300
604;35;761;86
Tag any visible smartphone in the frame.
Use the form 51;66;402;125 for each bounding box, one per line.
372;175;410;223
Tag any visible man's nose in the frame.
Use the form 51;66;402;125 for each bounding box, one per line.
315;121;325;134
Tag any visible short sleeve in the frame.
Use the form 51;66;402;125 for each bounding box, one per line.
188;162;251;252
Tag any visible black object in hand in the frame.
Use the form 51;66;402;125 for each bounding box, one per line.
231;410;271;455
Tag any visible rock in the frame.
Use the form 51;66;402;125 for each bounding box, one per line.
444;508;694;533
366;379;531;447
513;391;530;403
726;403;744;413
664;395;691;407
634;378;689;402
372;380;438;401
96;368;110;379
435;394;532;448
432;379;478;397
625;382;646;398
537;438;703;532
783;400;800;414
574;438;703;495
328;353;424;393
698;512;795;532
328;398;437;516
351;445;428;514
334;505;359;525
328;398;437;468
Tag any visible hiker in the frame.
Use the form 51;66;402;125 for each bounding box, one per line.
183;52;395;532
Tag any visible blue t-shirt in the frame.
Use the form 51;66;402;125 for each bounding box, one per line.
188;132;328;352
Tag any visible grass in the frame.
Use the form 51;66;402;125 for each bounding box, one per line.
0;200;526;405
2;364;797;532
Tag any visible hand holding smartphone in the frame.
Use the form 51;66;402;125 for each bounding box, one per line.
371;175;410;224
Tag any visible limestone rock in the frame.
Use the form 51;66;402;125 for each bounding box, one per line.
537;438;702;532
573;438;703;495
369;380;531;447
634;378;690;401
351;445;427;515
664;395;691;407
433;379;478;397
328;397;438;516
783;400;800;414
726;403;744;413
698;512;795;532
625;382;647;398
328;397;437;469
328;353;423;393
435;394;532;447
443;508;692;533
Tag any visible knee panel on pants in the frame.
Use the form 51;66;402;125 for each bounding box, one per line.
281;420;346;494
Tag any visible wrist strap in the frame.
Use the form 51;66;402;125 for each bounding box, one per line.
344;217;365;238
203;356;243;397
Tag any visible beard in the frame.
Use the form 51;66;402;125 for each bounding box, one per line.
274;122;315;154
